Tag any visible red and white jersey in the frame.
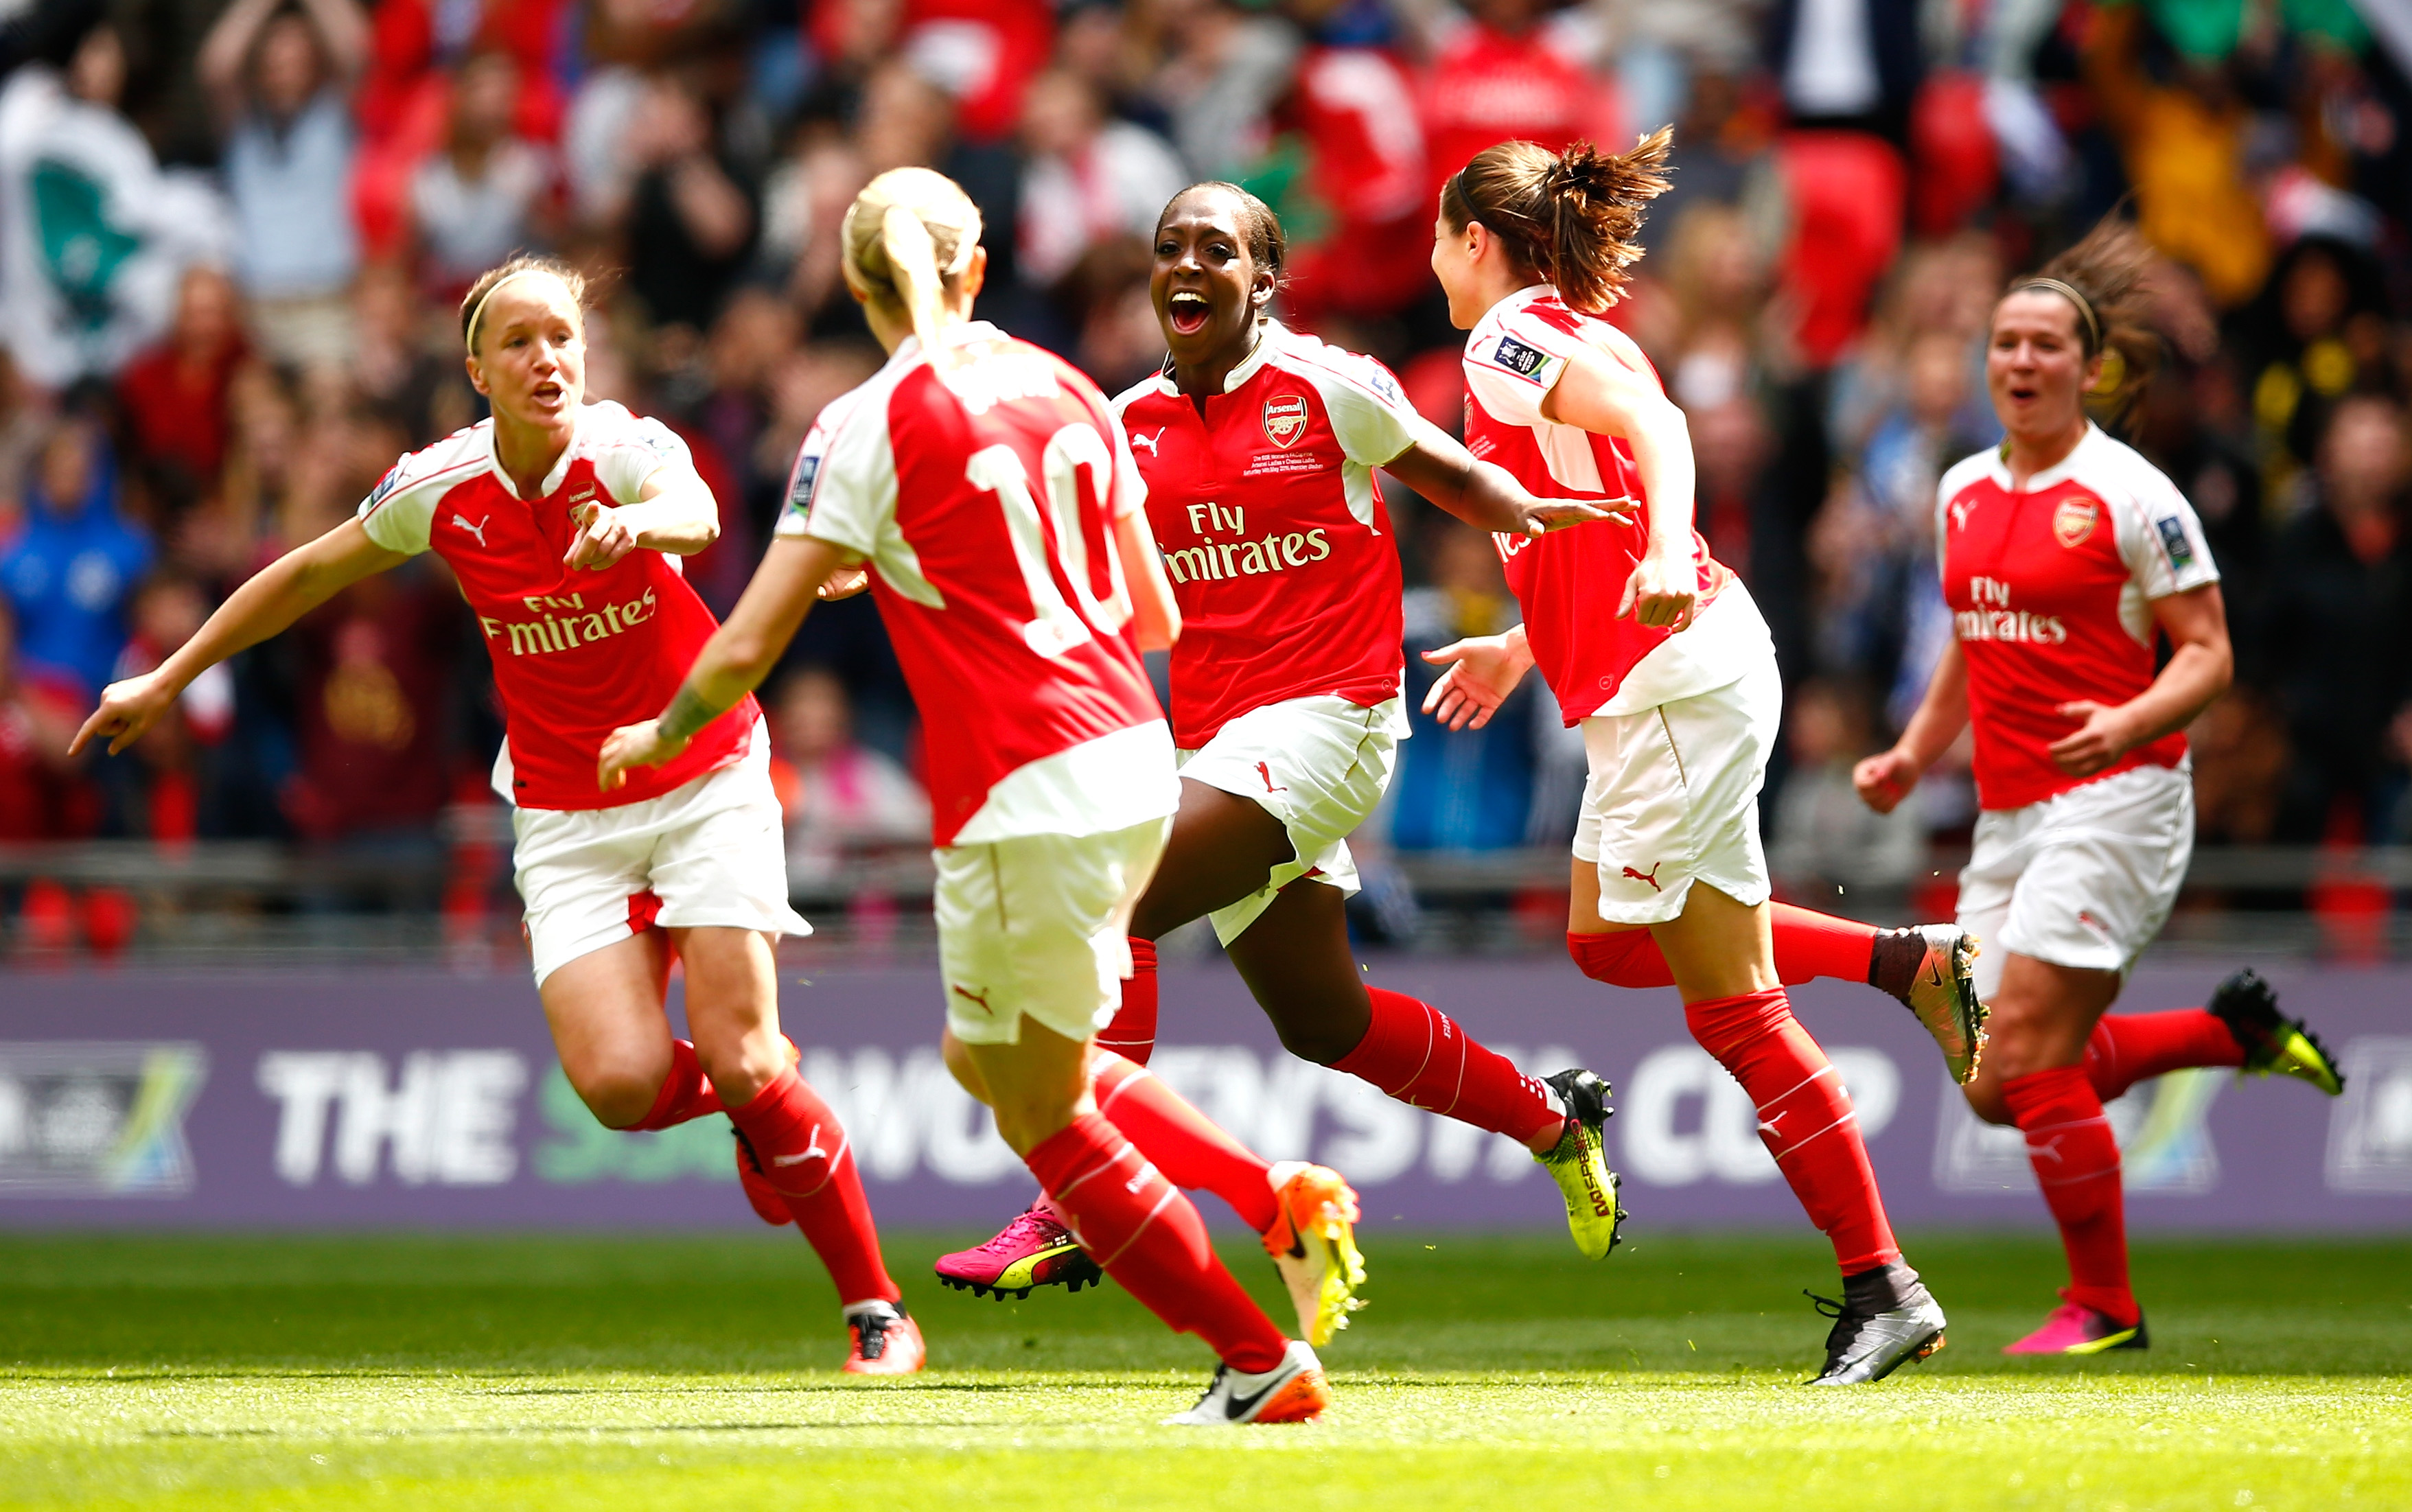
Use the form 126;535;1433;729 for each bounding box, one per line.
356;401;754;811
1114;322;1433;749
777;322;1174;847
1936;424;2220;811
1461;284;1756;723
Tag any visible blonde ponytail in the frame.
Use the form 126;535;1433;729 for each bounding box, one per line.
841;168;982;360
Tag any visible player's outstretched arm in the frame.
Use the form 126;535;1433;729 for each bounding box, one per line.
2048;583;2231;778
1420;624;1535;732
1113;506;1181;653
1853;641;1973;814
564;464;721;571
1542;344;1700;631
1382;431;1632;540
597;534;855;789
70;519;406;757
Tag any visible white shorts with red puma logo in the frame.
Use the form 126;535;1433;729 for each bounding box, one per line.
1174;693;1407;945
935;817;1172;1046
1573;651;1778;925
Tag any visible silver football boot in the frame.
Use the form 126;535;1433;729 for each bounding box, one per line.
1870;923;1989;1084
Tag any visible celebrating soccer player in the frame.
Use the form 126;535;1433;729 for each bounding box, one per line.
1422;132;1956;1385
601;167;1363;1425
1853;217;2347;1356
71;255;920;1374
935;181;1637;1301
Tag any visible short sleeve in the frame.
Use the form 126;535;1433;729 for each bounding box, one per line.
1109;411;1148;521
588;406;695;504
1462;313;1577;428
785;391;898;556
2113;465;2220;600
1308;356;1424;466
356;454;443;556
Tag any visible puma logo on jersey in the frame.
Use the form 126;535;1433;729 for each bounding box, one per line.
1255;762;1286;793
1949;496;1979;533
1131;428;1166;456
1621;863;1665;892
951;984;994;1014
450;513;491;547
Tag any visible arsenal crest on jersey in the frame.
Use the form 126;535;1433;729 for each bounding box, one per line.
2052;493;2100;548
1262;393;1310;449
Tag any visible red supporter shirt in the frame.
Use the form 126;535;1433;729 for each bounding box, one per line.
1934;425;2220;811
356;401;755;811
1461;286;1757;723
778;323;1176;847
1420;18;1617;199
1114;323;1433;749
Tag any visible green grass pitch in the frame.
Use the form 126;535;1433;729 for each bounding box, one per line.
2;1230;2407;1511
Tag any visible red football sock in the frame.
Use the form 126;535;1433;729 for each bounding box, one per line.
1686;987;1900;1273
1025;1112;1288;1371
2084;1010;2242;1102
725;1065;900;1307
1570;906;1879;990
2002;1065;2135;1325
1328;986;1562;1145
618;1038;724;1131
1093;1051;1277;1231
1096;938;1159;1065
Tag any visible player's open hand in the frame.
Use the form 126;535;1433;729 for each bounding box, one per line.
1617;548;1697;631
1852;747;1921;815
817;565;871;600
564;504;639;572
2048;699;2137;778
1420;633;1531;731
1519;496;1636;536
598;719;688;791
69;671;177;758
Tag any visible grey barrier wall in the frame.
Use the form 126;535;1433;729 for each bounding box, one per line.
1;960;2407;1231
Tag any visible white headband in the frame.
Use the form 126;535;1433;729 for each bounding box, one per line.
464;268;569;353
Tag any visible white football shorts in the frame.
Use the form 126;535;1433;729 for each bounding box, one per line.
1957;761;2194;994
936;815;1172;1045
1176;693;1406;944
512;723;811;986
1573;650;1779;926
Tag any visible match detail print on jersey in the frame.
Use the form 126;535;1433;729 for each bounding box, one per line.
778;322;1173;846
1114;321;1439;749
356;400;754;811
1934;423;2220;811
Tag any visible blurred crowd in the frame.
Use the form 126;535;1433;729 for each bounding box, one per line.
0;0;2406;931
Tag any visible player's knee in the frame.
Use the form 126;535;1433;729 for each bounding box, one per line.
1568;929;1658;989
1268;1008;1364;1067
573;1062;664;1130
1962;1080;2015;1126
693;1027;785;1107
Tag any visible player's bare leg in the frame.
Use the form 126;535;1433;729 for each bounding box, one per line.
1575;866;1945;1384
542;927;912;1373
946;1021;1330;1424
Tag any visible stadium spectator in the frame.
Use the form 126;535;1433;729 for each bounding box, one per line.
1014;69;1184;290
1770;677;1921;905
769;666;929;892
408;51;559;297
2259;395;2412;844
1417;0;1613;204
199;0;371;367
98;573;233;843
117;267;248;500
621;72;761;334
0;417;152;702
0;596;96;841
1395;525;1535;853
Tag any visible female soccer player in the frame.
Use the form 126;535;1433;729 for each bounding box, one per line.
1853;218;2345;1354
601;167;1364;1425
70;255;919;1375
1421;132;1954;1385
937;180;1635;1301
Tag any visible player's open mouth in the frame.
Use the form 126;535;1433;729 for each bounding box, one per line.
532;382;564;403
1167;290;1211;336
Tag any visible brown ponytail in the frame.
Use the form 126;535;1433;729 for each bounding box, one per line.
2011;216;2162;428
1439;128;1675;314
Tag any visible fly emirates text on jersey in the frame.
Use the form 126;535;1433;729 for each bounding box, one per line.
477;588;660;658
1160;502;1334;585
1955;574;2068;646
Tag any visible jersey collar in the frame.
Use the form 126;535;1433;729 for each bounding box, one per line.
1216;321;1293;392
1987;420;2102;493
894;320;1006;367
484;404;587;501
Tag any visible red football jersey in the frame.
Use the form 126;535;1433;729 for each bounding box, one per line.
778;323;1174;846
1935;426;2220;811
356;401;755;811
1461;286;1754;723
1114;323;1430;749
